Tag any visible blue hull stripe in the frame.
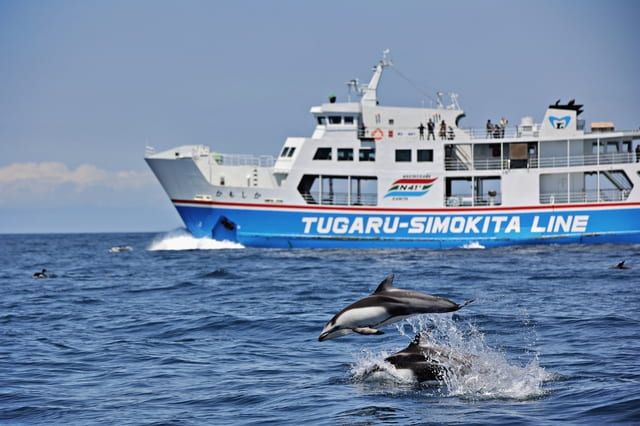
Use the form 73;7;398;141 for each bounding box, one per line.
172;202;640;248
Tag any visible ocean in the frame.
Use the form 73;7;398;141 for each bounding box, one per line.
1;230;639;425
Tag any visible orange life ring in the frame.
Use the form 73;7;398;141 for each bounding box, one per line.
371;128;384;141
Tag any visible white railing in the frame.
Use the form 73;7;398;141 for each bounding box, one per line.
212;153;275;167
462;126;523;140
300;192;377;206
540;189;630;204
446;152;637;171
445;194;502;207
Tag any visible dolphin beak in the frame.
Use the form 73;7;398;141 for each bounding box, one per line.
318;332;329;342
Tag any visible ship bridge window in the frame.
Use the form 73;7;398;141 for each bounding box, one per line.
329;116;342;125
344;116;354;124
359;148;375;162
317;116;327;125
338;148;354;161
313;147;332;160
417;149;433;162
280;147;290;157
395;149;412;162
287;147;296;157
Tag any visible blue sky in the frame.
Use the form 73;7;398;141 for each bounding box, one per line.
0;0;638;233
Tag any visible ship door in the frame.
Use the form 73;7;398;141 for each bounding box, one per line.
510;143;528;168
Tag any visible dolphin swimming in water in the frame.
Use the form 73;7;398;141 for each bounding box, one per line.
318;274;473;341
367;332;472;383
33;269;48;279
611;260;630;269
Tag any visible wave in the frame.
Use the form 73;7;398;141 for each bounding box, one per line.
462;241;485;249
350;316;552;400
147;228;244;251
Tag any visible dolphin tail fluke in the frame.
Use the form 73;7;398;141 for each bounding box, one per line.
458;299;475;309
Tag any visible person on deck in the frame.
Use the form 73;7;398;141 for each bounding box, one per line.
418;122;426;140
486;120;494;138
499;117;508;138
427;119;435;140
439;120;447;140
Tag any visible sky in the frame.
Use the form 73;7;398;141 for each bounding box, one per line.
0;0;638;233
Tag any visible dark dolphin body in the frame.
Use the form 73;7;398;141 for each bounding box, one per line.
33;269;48;279
370;333;472;383
611;260;630;270
318;274;473;341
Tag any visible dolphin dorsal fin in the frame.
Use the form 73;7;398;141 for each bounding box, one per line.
411;333;423;346
373;274;395;294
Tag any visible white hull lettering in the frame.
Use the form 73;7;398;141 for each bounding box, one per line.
302;214;590;236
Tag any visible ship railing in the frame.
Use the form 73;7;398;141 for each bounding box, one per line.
462;126;523;140
538;152;636;167
446;152;636;171
445;194;502;207
540;188;630;204
358;125;531;141
212;153;275;167
445;158;505;171
300;192;377;206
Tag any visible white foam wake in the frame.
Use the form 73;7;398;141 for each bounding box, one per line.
351;316;552;400
462;241;485;249
147;228;245;251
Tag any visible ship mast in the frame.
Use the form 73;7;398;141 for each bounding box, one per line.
361;49;392;107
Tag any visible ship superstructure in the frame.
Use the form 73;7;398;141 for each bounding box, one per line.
146;51;640;248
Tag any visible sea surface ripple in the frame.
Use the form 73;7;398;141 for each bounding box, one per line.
1;231;639;425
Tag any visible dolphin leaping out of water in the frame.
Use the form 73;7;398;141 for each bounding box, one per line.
318;274;473;341
368;332;472;383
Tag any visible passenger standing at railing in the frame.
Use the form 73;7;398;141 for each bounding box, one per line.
439;120;447;140
418;122;426;140
500;117;508;138
635;144;640;162
427;119;435;140
486;120;493;138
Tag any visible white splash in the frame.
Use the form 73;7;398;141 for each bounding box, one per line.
147;228;244;251
351;316;552;400
462;241;485;249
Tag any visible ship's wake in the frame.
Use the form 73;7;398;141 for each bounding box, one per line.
350;316;552;400
147;228;245;251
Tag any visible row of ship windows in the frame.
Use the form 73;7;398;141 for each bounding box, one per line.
316;116;356;126
312;148;433;162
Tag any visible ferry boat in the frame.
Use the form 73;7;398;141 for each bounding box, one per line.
145;51;640;248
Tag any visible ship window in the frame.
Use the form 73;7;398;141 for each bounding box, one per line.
351;176;378;206
317;116;327;125
287;147;296;157
328;116;342;124
359;148;375;162
395;149;412;162
297;174;377;206
280;147;290;157
388;119;395;125
337;148;354;161
417;149;433;162
344;116;354;124
313;147;332;160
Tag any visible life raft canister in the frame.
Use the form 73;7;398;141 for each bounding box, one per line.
371;128;384;141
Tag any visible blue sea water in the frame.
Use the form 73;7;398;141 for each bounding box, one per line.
1;230;639;425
